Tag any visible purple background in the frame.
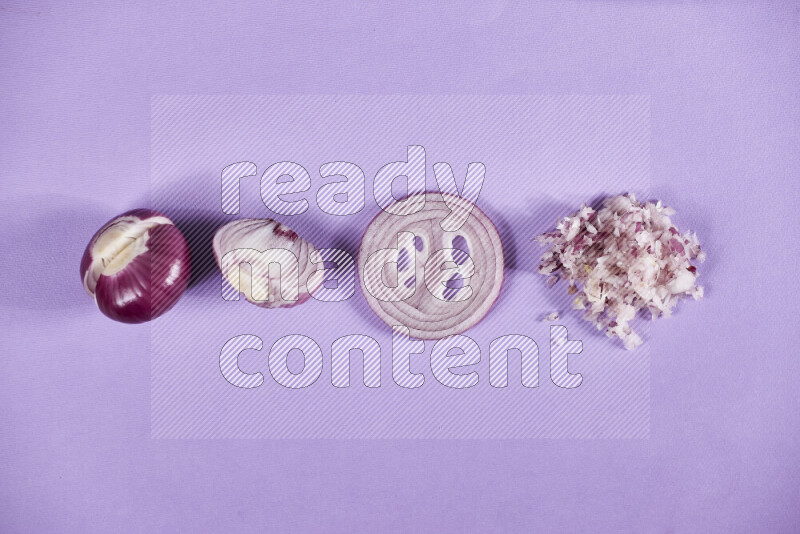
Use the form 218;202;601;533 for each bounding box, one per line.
1;1;798;532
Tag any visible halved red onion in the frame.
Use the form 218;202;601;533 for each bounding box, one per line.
212;219;322;308
358;192;504;339
80;209;191;323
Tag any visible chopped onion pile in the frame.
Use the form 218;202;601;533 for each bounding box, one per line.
536;194;705;350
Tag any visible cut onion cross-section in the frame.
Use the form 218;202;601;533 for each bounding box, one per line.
358;192;504;339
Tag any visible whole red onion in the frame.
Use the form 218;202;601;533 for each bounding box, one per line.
80;209;191;323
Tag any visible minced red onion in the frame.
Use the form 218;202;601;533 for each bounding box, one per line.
536;194;705;350
542;311;560;322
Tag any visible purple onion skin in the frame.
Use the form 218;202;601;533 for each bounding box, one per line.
80;209;191;323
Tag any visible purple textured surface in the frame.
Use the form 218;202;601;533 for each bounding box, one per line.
1;2;799;532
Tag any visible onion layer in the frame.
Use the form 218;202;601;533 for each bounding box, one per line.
80;209;191;323
358;192;505;339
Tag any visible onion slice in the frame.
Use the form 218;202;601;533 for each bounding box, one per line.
80;209;191;323
358;192;504;339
